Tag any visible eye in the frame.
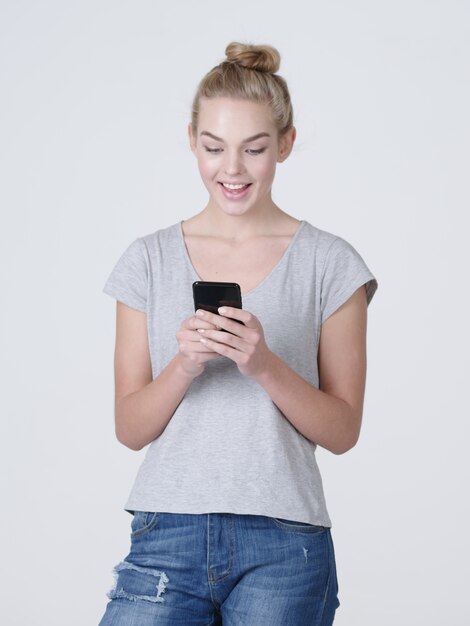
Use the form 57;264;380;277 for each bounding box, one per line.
204;146;267;155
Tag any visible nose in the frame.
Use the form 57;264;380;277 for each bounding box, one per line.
223;150;245;177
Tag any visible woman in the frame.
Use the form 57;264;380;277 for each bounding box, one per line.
99;42;378;626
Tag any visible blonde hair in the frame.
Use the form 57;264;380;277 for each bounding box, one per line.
191;42;294;138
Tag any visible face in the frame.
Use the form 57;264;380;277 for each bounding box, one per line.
189;97;295;218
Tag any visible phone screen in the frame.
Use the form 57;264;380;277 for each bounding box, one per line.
192;281;242;315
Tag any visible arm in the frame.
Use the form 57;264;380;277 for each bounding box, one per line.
112;301;219;451
255;286;367;454
195;285;368;454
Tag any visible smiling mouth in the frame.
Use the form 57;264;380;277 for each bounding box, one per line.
220;182;252;190
217;181;252;199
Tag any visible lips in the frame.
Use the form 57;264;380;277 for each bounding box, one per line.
218;182;252;199
220;182;251;189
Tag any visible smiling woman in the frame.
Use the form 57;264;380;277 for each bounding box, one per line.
188;97;293;215
98;41;378;626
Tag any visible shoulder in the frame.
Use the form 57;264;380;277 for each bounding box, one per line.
300;221;340;248
123;222;182;268
295;221;347;268
139;221;181;250
108;222;182;273
301;221;367;264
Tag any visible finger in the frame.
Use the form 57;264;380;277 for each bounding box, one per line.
199;335;250;365
178;330;219;350
218;306;258;329
195;309;250;336
182;316;219;331
180;339;217;353
190;346;220;357
197;328;246;351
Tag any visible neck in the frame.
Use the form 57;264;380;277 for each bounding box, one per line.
192;202;292;241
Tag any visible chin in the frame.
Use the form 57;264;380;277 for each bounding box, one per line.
218;202;258;217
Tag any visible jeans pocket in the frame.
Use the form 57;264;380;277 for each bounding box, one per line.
130;511;161;538
269;516;327;533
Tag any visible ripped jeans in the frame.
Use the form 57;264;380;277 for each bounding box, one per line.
98;511;340;625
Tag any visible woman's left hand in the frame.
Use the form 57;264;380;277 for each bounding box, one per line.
195;306;271;379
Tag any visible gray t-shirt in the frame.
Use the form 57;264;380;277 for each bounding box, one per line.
103;220;378;526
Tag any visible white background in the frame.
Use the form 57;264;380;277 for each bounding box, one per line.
1;1;469;624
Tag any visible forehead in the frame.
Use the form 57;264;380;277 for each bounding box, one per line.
198;97;276;134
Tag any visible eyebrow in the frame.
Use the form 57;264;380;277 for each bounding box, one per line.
200;131;271;143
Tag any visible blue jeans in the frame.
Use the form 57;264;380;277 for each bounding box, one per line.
98;512;340;625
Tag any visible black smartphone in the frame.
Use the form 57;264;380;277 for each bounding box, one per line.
192;281;243;329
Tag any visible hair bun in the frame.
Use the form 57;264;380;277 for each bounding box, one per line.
225;42;280;74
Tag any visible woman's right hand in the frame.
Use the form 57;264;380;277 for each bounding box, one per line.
176;313;221;378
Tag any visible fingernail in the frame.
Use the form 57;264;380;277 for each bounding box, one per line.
196;310;205;317
218;307;227;314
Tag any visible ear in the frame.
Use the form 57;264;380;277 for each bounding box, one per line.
277;126;296;163
188;123;197;154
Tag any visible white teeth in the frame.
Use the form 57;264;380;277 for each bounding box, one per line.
222;183;248;190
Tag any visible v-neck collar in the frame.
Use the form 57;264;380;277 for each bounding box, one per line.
177;220;307;298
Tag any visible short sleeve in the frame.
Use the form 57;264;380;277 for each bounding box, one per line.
102;238;148;312
321;236;378;324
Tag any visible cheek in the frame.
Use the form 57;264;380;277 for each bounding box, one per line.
255;156;277;183
198;155;218;179
196;155;216;181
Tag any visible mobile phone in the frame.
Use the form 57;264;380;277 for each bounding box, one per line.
192;281;243;329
